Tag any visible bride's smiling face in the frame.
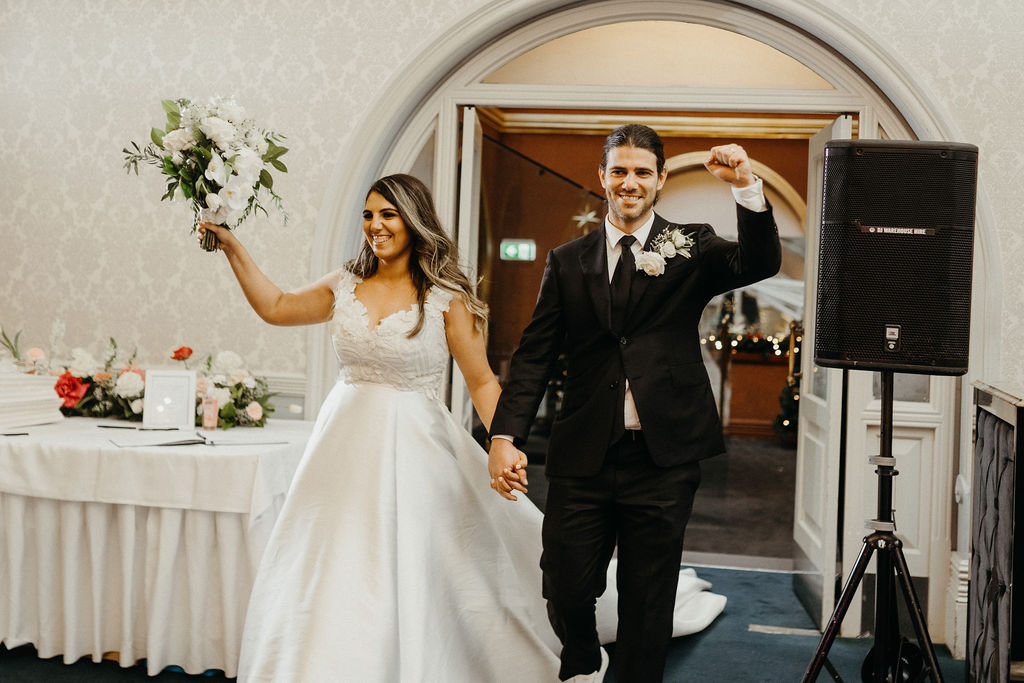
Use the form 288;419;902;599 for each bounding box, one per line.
363;191;413;262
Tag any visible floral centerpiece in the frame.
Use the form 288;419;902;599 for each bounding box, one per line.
0;326;273;428
182;349;275;429
123;97;288;251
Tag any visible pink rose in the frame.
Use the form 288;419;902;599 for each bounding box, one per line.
26;347;46;362
245;401;263;421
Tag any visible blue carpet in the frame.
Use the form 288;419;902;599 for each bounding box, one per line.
0;567;967;682
629;566;966;682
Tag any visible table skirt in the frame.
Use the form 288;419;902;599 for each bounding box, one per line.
0;491;286;677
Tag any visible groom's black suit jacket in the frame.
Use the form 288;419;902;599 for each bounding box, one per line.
491;205;781;477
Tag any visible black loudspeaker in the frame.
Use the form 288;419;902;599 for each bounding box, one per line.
814;139;978;376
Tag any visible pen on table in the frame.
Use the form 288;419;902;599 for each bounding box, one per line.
2;432;29;436
97;424;137;429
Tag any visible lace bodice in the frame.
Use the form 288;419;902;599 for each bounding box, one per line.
330;269;453;401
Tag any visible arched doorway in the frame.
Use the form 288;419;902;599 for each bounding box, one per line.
306;0;996;651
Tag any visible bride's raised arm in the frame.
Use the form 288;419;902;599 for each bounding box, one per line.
199;222;337;327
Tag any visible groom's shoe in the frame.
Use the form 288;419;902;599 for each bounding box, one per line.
568;647;609;682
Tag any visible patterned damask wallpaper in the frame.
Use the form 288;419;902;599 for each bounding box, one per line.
1;0;1021;394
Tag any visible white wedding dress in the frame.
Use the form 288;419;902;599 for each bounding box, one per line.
237;270;726;682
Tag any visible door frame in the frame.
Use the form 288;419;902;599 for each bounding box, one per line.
305;0;997;651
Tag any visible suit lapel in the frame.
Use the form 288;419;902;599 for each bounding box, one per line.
578;229;612;330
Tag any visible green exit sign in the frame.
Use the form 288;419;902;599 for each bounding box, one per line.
500;239;536;262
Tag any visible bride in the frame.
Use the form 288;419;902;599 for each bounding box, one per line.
199;174;725;682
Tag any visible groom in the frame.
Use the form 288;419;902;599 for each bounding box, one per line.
488;124;780;682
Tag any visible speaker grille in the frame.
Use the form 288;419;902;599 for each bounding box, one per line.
814;141;977;375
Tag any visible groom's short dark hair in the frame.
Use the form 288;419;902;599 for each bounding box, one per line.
600;124;666;174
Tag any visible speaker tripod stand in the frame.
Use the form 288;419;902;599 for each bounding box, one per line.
802;370;944;682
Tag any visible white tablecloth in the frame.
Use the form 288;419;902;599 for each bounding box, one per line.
0;417;312;676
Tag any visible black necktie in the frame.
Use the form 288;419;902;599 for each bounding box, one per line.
610;234;636;332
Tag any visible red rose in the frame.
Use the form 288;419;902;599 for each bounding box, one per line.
171;346;194;361
55;371;89;408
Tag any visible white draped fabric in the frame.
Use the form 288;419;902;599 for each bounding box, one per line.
0;417;312;676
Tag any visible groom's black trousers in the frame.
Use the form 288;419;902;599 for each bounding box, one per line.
541;431;701;682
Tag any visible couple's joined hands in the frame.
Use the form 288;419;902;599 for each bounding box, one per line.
488;438;529;501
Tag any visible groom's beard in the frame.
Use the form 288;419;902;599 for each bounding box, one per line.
605;190;658;230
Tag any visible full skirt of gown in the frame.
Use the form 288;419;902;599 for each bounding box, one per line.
238;381;726;682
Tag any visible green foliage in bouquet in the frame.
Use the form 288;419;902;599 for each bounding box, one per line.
123;97;288;250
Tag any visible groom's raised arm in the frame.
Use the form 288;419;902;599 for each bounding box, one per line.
490;250;567;442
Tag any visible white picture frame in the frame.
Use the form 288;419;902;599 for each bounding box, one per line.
142;370;197;430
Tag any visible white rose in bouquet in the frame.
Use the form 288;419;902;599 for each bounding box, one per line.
161;128;195;154
199;116;237;149
210;386;232;409
114;370;145;399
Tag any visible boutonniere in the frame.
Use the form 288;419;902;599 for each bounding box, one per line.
634;228;695;276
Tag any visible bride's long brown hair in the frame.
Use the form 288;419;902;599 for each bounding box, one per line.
347;174;489;338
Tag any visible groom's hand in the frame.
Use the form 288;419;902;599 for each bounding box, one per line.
704;143;755;188
488;438;529;501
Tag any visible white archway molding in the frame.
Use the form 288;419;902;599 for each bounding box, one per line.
307;0;999;408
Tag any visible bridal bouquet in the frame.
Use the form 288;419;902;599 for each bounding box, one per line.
123;97;288;251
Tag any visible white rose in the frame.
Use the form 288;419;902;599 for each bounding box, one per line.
114;371;145;399
130;398;144;414
211;386;232;409
162;128;195;154
213;350;244;373
67;347;100;378
242;375;256;389
660;241;676;258
219;175;253;212
634;251;666;277
205;152;228;187
229;369;249;385
199;116;237;149
232;148;264;186
671;231;689;248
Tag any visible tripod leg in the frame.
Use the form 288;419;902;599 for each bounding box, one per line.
801;540;876;683
890;544;945;683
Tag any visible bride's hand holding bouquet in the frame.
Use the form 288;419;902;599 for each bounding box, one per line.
123;97;288;251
